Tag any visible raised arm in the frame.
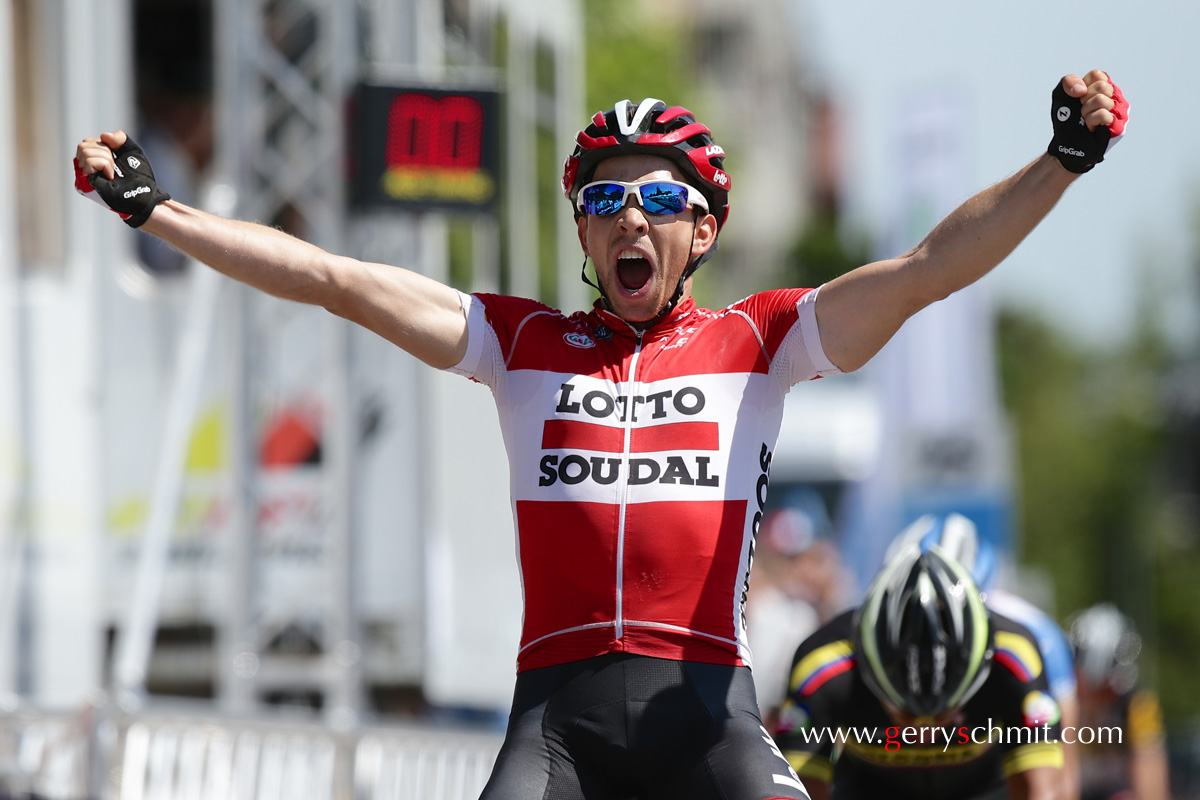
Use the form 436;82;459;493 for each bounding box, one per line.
814;69;1127;373
74;130;469;369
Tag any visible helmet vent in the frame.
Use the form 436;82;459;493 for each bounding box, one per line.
905;646;921;696
615;98;664;135
855;547;994;718
932;644;947;696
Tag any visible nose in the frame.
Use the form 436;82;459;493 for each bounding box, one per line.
615;201;649;234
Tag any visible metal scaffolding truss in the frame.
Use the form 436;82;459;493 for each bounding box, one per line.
211;0;360;723
107;0;585;724
218;0;353;245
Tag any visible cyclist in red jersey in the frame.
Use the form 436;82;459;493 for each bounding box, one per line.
74;69;1127;800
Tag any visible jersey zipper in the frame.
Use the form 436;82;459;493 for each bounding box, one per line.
614;328;645;641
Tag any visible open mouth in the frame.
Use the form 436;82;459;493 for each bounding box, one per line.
617;252;652;292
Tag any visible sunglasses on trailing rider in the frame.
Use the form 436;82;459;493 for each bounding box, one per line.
576;179;710;217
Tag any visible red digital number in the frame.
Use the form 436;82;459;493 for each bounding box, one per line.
386;93;483;170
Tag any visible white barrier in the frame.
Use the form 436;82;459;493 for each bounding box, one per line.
0;709;502;800
0;712;89;799
118;724;337;800
353;732;500;800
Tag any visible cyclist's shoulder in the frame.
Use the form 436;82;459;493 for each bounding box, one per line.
989;605;1050;651
469;293;617;349
470;291;566;321
790;609;855;663
987;591;1065;642
785;610;860;704
988;610;1049;678
724;287;817;318
987;592;1076;695
974;611;1059;719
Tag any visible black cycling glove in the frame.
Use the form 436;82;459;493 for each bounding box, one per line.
73;137;171;228
1047;75;1129;174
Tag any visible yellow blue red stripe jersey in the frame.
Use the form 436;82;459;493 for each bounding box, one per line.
773;609;1063;800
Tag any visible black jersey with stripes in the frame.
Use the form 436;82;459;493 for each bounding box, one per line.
775;610;1063;800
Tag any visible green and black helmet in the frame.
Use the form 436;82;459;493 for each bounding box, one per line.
854;546;994;718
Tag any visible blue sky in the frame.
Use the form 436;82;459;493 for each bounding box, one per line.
793;0;1196;350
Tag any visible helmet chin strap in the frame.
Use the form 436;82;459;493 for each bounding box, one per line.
580;256;614;312
579;215;615;313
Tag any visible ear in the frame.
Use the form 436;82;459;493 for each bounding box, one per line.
576;214;590;257
690;212;718;259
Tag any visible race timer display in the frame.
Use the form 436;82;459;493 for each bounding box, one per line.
350;84;501;214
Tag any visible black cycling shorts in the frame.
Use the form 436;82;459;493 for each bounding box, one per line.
479;653;810;800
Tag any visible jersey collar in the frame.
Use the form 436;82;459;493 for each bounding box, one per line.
594;295;697;335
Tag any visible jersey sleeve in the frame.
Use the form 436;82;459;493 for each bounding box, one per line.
443;292;556;389
774;614;856;783
991;623;1065;778
443;291;490;381
727;287;841;387
988;591;1077;702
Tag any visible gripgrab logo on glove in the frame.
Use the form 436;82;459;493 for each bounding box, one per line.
73;136;171;228
1047;75;1128;174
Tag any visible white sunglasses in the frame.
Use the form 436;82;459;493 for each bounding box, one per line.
576;179;710;216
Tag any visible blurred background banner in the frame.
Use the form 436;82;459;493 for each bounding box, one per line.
839;89;1013;593
0;0;21;703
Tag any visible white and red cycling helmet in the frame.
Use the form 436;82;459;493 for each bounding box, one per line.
563;98;731;273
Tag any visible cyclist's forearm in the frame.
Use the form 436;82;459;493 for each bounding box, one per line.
142;200;470;368
908;154;1077;301
141;200;343;306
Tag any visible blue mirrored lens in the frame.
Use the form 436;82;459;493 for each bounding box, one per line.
581;184;626;215
638;183;689;214
580;182;692;215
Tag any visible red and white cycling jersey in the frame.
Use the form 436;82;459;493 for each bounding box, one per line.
447;289;839;672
